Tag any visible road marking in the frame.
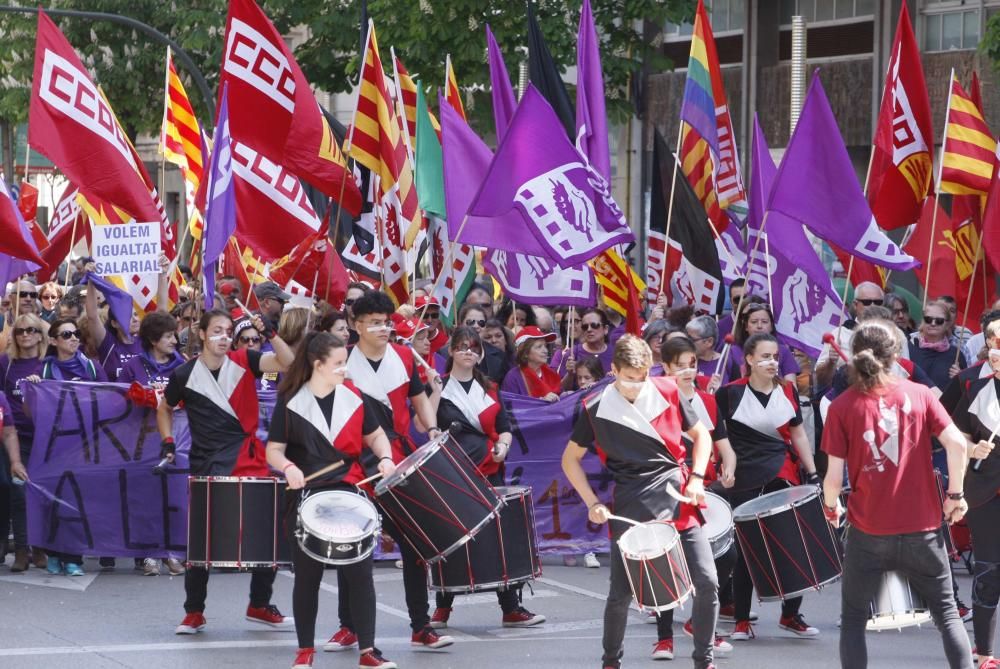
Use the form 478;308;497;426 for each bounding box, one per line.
537;576;680;616
0;569;99;592
277;570;414;622
447;589;560;606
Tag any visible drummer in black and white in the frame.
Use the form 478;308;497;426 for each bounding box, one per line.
266;332;399;669
822;319;973;669
561;335;721;669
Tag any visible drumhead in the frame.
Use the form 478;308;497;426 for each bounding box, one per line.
374;440;443;495
732;485;818;521
299;491;379;543
618;521;680;559
701;491;734;538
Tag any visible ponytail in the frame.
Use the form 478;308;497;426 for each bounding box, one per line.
848;320;901;391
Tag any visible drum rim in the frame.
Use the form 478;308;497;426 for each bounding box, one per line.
617;521;682;559
373;441;443;494
866;610;931;631
732;485;819;522
709;532;735;560
428;573;538;593
185;560;288;567
755;572;841;602
298;491;380;543
298;534;378;566
188;476;281;483
494;485;532;500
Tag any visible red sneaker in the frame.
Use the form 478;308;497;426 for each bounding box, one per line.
246;604;294;628
718;604;757;622
980;659;1000;669
730;620;755;641
359;648;398;669
430;607;451;629
681;620;732;656
175;612;206;635
292;647;315;668
650;639;674;660
501;606;546;627
779;613;819;637
323;626;358;652
411;626;454;649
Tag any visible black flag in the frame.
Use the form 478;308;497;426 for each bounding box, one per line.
526;1;575;140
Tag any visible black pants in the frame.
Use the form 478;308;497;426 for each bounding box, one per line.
291;529;376;650
967;496;1000;657
436;585;520;614
183;566;275;614
339;512;429;633
726;479;802;621
840;525;971;669
658;542;737;639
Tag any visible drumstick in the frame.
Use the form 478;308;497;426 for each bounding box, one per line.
355;472;384;488
605;513;642;527
286;460;346;490
714;334;735;377
822;332;849;363
410;347;434;373
971;421;1000;473
233;297;254;319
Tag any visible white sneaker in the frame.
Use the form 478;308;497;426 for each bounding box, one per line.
583;552;600;568
165;558;185;575
142;558;160;576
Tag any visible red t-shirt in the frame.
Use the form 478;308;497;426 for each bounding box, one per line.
822;379;951;535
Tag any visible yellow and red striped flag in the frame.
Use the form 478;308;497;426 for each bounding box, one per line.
445;54;466;121
392;52;440;155
939;70;996;196
159;47;205;274
590;249;647;317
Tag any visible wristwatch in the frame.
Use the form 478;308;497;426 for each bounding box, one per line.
946;491;965;501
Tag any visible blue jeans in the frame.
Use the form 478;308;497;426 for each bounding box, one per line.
840;526;972;669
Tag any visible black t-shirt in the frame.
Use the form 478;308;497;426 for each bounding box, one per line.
163;349;264;407
571;387;698;453
715;383;804;428
268;388;381;442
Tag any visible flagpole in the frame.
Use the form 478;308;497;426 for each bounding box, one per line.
834;144;876;335
419;214;472;324
924;70;956;311
763;231;775;314
955;246;984;366
658;123;687;296
307;269;319;331
63;213;80;292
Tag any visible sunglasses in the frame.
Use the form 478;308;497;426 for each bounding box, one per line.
13;327;40;336
19;291;38;300
56;330;81;340
239;335;262;344
344;298;356;307
580;322;604;331
855;298;883;306
923;316;947;326
425;311;440;319
41;294;59;301
465;319;486;327
454;346;483;356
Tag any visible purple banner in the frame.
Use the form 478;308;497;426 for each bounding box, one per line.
23;381;191;559
501;384;612;555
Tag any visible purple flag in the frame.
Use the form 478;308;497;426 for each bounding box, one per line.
748;118;843;357
0;175;43;287
483;249;597;307
466;86;633;268
575;0;610;181
202;84;237;309
768;73;918;271
85;272;136;343
715;222;747;287
487;25;517;144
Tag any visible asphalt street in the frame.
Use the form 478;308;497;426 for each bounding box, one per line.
0;555;976;668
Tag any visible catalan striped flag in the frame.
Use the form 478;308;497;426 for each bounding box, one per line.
590;249;647;317
939;70;996;196
391;51;419;154
159;47;205;273
348;22;417;304
678;0;746;229
445;54;466;121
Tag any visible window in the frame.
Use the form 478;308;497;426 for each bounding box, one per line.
923;2;981;52
666;0;745;38
780;0;874;24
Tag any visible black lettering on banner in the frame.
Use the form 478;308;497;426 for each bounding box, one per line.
538;479;571;540
47;471;92;548
501;396;530;456
132;405;161;462
118;469;157;550
160;472;186;551
90;387;133;463
44;386;92;463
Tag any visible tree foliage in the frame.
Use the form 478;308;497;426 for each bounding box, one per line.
0;0;695;138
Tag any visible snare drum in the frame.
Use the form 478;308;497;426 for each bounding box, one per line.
733;485;843;601
867;571;931;631
296;490;381;565
618;521;693;612
429;486;542;592
374;433;503;563
701;492;735;559
187;476;291;568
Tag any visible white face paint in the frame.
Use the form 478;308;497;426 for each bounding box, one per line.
617;379;646;390
366;324;391;334
756;359;780;373
208;334;232;343
674;368;697;381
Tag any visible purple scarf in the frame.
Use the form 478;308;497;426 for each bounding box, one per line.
43;352;97;381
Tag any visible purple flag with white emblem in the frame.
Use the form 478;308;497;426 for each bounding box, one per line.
487;25;517;145
201;84;237;309
768;73;918;271
466;86;633;268
749;118;843;357
575;0;610;181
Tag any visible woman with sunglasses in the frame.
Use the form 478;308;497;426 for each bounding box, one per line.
551;308;613;380
26;317;106;576
440;306;510;385
730;303;799;384
266;332;399;669
910;300;966;390
85;277;142;381
38;282;63;324
429;327;546;631
0;313;48;572
233;317;280;409
715;333;820;642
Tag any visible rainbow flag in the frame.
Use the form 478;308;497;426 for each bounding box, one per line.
939;70;996;196
678;0;746;227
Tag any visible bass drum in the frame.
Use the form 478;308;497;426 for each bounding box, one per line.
296;490;381;566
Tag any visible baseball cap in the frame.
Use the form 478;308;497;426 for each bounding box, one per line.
395;318;429;342
253;281;291;302
514;326;557;348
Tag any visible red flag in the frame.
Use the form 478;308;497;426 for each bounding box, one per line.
221;0;361;214
16;182;49;252
269;230;348;307
0;180;45;266
29;11;161;223
830;243;885;289
867;4;934;231
981;149;1000;275
624;260;643;336
38;184;88;282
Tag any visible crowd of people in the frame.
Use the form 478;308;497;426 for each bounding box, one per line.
0;262;998;669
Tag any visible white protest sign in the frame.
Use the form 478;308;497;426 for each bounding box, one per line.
91;222;161;276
